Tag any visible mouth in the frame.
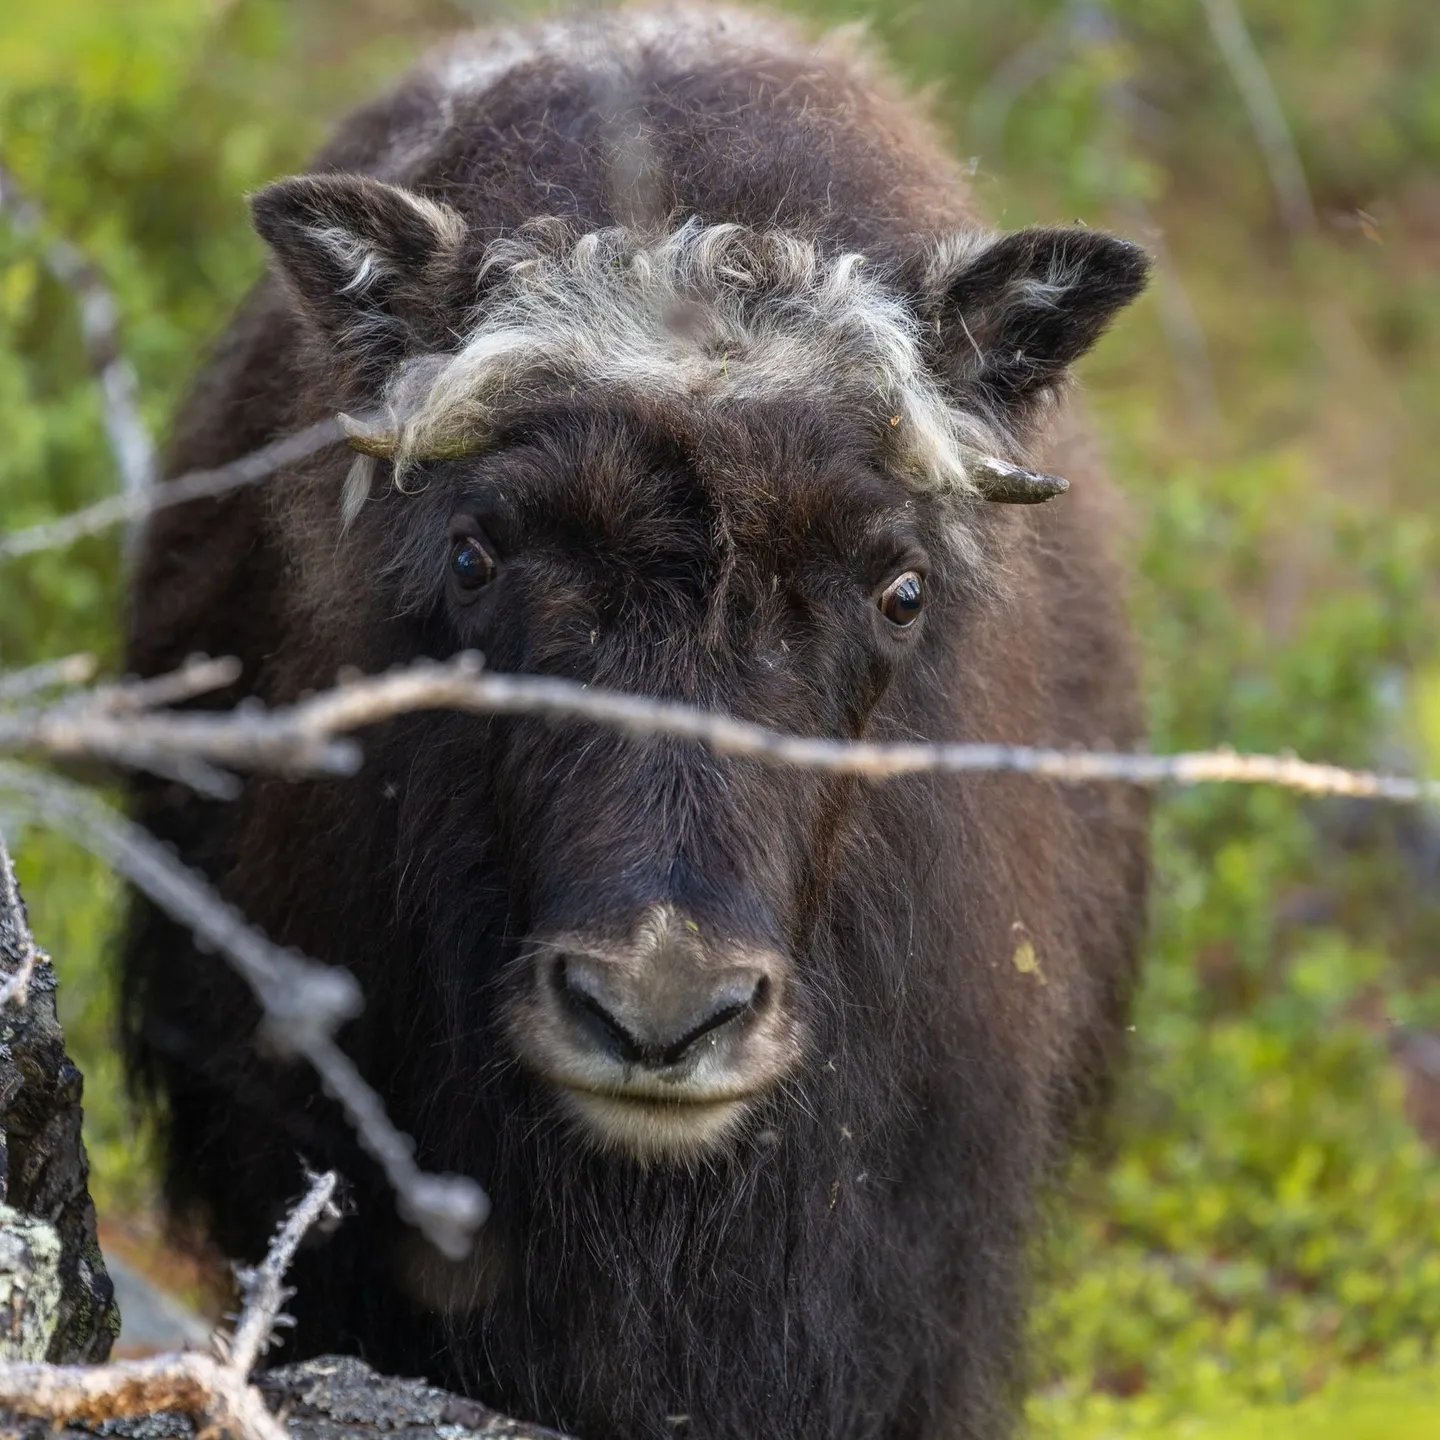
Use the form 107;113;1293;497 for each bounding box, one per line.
551;1080;760;1158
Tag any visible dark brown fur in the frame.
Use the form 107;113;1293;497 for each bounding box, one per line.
122;10;1149;1438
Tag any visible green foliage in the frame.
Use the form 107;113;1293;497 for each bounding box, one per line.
3;1;1440;1432
0;0;445;1218
1020;433;1440;1431
2;0;296;1216
1056;1366;1440;1440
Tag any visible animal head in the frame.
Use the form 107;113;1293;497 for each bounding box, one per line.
250;173;1148;1160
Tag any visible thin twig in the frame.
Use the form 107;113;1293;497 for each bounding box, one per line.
227;1170;339;1375
57;656;251;799
0;762;361;1039
0;827;45;1008
0;762;490;1259
1110;196;1220;424
81;654;243;714
0;159;157;541
0;418;345;565
305;1033;491;1261
3;653;1436;804
1199;0;1317;241
0;1172;340;1440
0;654;99;704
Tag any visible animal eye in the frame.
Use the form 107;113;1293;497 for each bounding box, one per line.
450;534;496;593
879;570;925;627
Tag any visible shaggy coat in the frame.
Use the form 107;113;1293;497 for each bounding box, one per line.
122;8;1150;1438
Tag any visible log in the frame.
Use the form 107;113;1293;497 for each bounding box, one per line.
2;1354;572;1439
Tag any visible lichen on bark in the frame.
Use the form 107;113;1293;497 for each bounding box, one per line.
0;846;120;1363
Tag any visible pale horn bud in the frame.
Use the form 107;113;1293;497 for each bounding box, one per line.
338;412;400;459
339;411;482;464
967;453;1070;504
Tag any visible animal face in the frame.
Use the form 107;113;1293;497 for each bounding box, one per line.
352;394;946;1156
250;175;1147;1160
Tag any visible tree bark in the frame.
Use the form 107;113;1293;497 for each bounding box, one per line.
3;1354;572;1439
0;852;119;1363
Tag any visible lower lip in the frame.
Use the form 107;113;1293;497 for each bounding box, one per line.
556;1083;758;1110
554;1084;755;1153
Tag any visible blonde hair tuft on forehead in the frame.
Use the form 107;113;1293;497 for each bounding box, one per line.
359;219;1006;497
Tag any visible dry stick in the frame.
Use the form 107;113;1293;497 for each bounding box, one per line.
226;1170;340;1375
257;659;1440;801
0;1171;339;1440
0;654;99;704
966;12;1073;164
1111;196;1220;424
1199;0;1317;241
4;653;1436;805
51;655;252;802
0;1353;287;1440
0;826;45;1008
83;654;243;714
0;418;345;564
1396;1029;1440;1085
0;762;490;1260
0;160;157;534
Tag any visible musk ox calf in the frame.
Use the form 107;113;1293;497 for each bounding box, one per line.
122;7;1150;1437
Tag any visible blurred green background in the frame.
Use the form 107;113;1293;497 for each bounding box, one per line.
2;0;1439;1433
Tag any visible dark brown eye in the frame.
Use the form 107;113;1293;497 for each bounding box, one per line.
879;570;924;627
450;535;496;593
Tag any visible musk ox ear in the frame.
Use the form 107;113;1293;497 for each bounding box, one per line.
916;226;1149;431
250;173;467;380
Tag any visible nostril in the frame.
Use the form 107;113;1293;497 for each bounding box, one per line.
553;957;647;1065
655;971;768;1068
750;973;773;1014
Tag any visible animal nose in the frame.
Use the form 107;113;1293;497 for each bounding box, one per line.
550;953;771;1070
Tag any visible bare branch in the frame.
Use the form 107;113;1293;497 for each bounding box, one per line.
1073;1;1222;424
1109;196;1220;424
4;653;1437;805
0;1174;341;1440
227;1171;339;1376
0;762;361;1040
0;670;357;787
0;419;344;565
0;1352;287;1440
0;762;490;1260
0;160;157;534
0;826;45;1008
3;656;254;801
306;1034;490;1262
0;655;99;705
1199;0;1317;241
966;12;1073;164
83;654;243;714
